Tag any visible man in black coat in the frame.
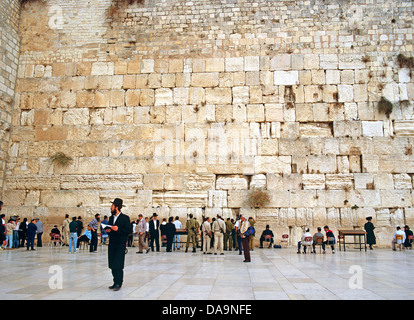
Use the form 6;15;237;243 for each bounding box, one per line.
106;198;131;291
149;213;160;252
165;216;176;252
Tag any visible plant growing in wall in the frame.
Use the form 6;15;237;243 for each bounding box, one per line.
397;54;414;69
50;152;73;167
377;96;393;118
246;189;270;208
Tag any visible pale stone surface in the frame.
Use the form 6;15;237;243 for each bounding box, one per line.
1;0;413;249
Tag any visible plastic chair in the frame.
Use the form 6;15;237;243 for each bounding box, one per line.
395;234;404;251
302;236;313;253
49;234;62;247
313;236;324;253
281;234;289;247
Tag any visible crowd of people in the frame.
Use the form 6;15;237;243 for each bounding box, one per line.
1;202;413;255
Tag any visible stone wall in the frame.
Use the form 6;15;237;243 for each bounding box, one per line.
0;0;20;194
2;0;414;246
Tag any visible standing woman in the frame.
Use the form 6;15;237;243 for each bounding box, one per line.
364;216;376;250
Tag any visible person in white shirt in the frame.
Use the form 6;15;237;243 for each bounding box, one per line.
297;228;313;254
392;226;406;251
172;216;182;250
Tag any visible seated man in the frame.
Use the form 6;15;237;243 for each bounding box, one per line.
312;227;324;253
392;226;406;251
50;225;62;246
323;226;335;254
259;225;274;248
297;228;313;254
78;225;92;244
403;225;413;249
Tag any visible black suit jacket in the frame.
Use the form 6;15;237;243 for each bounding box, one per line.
108;213;131;245
149;219;159;235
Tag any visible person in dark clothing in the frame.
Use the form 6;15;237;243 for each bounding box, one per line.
259;225;274;248
364;216;376;250
26;219;37;251
323;225;335;254
106;198;131;291
19;218;28;247
149;213;160;252
404;225;413;249
165;216;176;252
76;216;83;248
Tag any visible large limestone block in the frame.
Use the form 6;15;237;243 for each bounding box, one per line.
393;173;412;189
227;190;249;208
5;175;60;190
362;121;383;137
152;192;208;207
205;88;232;105
205;58;225;72
302;174;325;189
290;190;318;208
225;57;244;72
244;56;260;72
373;173;394;190
380;190;412;207
274;71;299;86
393;121;414;136
308;155;337;174
173;87;189;105
208;190;227;208
338;54;365;69
183;173;215;191
354;173;374;189
232;86;250;104
155;88;173;106
60;174;144;190
300;123;333;137
254;156;291;174
319;54;338;69
216;175;249;190
40;190;100;208
337;85;354;102
333;121;362;137
270;54;291;70
91;62;114;76
325;174;354;190
191;73;219;87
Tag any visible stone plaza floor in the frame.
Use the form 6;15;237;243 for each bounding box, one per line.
0;243;413;300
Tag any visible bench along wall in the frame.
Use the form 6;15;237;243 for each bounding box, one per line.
2;0;414;247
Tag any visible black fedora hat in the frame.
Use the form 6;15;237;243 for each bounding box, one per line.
111;198;124;208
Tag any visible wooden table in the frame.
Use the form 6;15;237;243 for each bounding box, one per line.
338;229;367;252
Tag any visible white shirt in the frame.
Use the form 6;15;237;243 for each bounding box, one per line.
173;220;182;229
301;232;313;245
394;230;406;244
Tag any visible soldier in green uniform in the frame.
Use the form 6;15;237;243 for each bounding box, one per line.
224;218;234;251
185;214;199;253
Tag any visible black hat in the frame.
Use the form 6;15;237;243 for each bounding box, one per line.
366;216;372;221
111;198;124;209
152;212;158;217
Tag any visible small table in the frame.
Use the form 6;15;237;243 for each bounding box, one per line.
338;230;367;252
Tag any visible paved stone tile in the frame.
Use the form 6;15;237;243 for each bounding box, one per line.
0;246;413;300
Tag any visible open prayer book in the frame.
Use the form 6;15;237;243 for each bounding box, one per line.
101;223;113;229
